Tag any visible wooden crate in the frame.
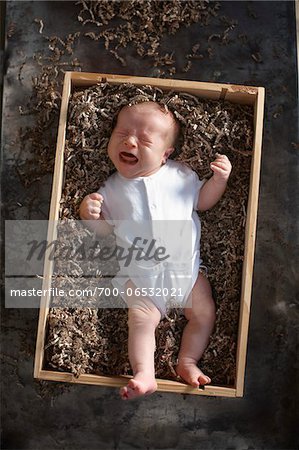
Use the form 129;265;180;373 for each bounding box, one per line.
34;72;265;397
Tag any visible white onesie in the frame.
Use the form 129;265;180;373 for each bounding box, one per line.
99;159;205;317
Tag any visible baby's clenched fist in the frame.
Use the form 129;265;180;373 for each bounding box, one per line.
79;192;104;220
210;153;232;184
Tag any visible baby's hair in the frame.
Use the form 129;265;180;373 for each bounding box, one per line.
155;102;181;148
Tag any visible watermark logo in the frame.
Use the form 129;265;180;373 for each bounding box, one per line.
26;236;170;267
5;219;193;308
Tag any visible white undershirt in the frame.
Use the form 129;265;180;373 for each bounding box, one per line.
98;159;204;268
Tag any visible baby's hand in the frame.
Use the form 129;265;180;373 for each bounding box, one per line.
210;153;232;184
79;192;104;220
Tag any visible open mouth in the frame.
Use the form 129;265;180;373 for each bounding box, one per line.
119;151;138;165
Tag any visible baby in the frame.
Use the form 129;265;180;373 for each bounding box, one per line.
79;101;232;400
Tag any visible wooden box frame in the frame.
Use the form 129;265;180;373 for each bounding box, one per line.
34;72;264;397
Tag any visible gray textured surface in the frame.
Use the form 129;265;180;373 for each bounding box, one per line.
1;1;298;449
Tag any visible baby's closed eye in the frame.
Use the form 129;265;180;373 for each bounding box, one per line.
139;134;153;145
115;130;128;137
140;138;152;146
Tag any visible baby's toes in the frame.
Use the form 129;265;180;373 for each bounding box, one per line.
127;379;142;394
120;379;147;400
198;373;211;385
120;386;129;400
190;378;200;388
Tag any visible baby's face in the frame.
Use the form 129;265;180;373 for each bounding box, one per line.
107;102;176;178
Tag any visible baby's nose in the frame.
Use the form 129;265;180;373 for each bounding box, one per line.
124;135;137;148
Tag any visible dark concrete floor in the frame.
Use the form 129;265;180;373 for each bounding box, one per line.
1;1;298;449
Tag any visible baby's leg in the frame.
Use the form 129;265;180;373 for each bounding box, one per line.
176;273;216;387
120;280;161;400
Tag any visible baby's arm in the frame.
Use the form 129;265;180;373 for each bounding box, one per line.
197;154;232;211
79;192;112;236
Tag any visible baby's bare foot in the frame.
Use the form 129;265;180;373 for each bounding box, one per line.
176;362;211;388
120;374;157;400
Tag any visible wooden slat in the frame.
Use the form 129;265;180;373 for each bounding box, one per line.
224;85;258;105
235;86;265;397
34;72;72;378
70;71;223;99
37;370;237;397
70;71;258;103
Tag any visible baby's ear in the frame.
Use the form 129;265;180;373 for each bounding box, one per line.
163;147;175;163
